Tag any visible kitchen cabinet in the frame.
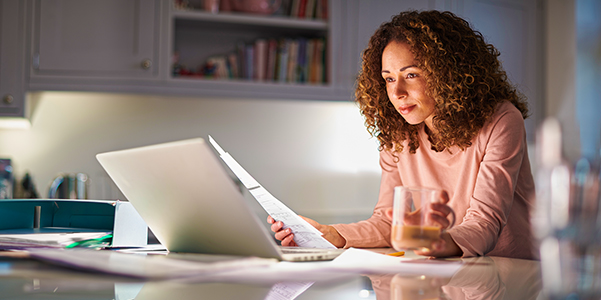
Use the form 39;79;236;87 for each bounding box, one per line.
0;0;27;117
28;0;161;87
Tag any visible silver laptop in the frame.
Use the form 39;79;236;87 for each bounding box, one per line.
96;138;343;261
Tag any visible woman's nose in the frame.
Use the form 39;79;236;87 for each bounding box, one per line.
391;81;408;99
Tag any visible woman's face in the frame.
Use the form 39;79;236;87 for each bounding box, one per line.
381;41;436;130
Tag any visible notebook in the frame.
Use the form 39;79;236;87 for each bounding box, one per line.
96;138;344;261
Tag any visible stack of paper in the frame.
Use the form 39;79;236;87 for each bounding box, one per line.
0;232;111;250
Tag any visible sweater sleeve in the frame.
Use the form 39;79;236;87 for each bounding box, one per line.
447;106;528;257
331;149;400;248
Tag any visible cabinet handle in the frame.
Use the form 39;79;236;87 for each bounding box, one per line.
141;59;152;70
2;94;14;105
33;53;40;70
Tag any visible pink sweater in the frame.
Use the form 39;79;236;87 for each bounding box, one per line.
332;102;537;259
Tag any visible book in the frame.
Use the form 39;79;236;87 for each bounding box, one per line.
266;39;278;81
320;38;327;83
316;0;328;20
297;0;307;18
290;0;301;17
236;42;247;79
297;38;307;83
245;44;254;80
315;0;322;19
277;39;290;83
316;38;326;83
254;39;268;81
286;39;299;82
306;39;315;83
305;0;316;19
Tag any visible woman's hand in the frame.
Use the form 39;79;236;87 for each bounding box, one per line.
415;231;461;257
386;190;462;258
267;215;347;248
426;190;455;229
267;215;298;246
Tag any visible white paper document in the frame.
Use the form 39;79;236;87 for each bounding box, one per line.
265;282;315;300
196;248;463;284
330;248;463;276
208;136;336;249
27;248;277;280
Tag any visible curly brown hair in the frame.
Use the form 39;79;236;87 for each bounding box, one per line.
356;10;529;154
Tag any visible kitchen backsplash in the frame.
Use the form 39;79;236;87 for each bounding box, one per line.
0;91;381;224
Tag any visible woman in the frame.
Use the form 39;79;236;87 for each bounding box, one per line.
269;10;536;259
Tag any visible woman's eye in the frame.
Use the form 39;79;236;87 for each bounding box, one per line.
385;77;394;82
407;73;417;79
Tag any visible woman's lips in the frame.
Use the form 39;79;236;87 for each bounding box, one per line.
398;105;416;115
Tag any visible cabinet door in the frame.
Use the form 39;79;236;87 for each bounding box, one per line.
31;0;159;79
0;0;26;117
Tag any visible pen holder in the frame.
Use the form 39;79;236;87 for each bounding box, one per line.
0;158;13;199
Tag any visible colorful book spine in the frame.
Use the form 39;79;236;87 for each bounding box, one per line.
286;39;299;82
254;39;268;81
278;39;290;83
297;38;307;83
191;37;327;84
245;44;254;80
266;39;278;81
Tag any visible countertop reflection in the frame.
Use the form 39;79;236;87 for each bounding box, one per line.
0;253;543;300
368;256;542;300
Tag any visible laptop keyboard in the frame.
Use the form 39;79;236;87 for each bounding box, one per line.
280;246;334;254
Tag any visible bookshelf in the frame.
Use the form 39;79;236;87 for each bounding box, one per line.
166;0;352;100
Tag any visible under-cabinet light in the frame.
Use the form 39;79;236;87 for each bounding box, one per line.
0;118;31;130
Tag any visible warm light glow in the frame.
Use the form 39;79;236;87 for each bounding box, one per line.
0;118;31;130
